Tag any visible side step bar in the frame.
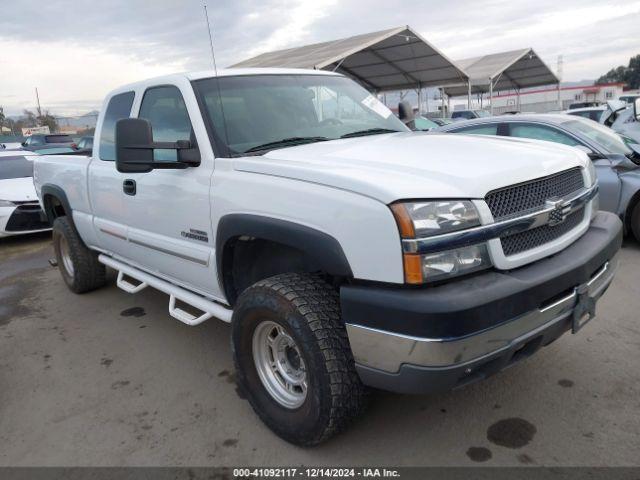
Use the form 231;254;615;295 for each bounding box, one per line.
98;254;233;326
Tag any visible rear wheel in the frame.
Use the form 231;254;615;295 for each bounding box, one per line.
232;273;367;446
52;217;106;293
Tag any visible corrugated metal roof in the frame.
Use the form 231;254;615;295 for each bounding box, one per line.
443;48;559;97
231;26;469;91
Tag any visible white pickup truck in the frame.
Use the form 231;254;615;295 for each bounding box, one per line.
33;68;622;446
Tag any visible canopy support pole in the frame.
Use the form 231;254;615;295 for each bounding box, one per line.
467;82;472;109
417;86;423;115
489;79;494;115
442;89;446;118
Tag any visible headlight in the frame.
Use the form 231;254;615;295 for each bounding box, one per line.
391;200;492;284
0;199;15;207
391;200;480;238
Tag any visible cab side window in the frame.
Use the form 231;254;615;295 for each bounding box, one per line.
99;91;135;161
508;123;580;146
139;86;194;161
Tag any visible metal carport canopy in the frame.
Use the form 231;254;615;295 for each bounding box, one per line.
231;26;469;92
442;48;559;97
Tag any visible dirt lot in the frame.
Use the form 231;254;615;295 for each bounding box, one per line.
1;232;639;466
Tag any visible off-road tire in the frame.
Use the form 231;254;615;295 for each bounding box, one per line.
52;216;106;294
232;273;368;446
631;201;640;243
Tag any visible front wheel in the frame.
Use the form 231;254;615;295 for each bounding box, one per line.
231;273;367;446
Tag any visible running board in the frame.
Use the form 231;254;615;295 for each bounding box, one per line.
98;254;232;325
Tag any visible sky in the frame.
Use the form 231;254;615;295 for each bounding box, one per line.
1;0;639;117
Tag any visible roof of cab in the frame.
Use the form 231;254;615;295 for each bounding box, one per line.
107;68;342;96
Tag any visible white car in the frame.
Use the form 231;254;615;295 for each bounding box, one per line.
567;100;640;144
0;151;51;237
33;68;622;445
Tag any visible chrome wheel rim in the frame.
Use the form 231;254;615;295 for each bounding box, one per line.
252;320;307;409
59;235;74;277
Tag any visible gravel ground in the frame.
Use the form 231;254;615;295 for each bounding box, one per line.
0;232;639;466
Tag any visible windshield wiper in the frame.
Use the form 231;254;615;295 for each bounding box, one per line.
243;137;329;154
340;128;402;139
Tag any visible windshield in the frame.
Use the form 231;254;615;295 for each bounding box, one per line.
475;110;491;117
0;155;33;180
561;118;633;156
193;74;407;155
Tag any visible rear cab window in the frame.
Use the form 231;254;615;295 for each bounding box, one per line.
99;91;135;161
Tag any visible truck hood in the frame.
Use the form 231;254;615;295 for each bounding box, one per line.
0;177;38;202
233;132;589;203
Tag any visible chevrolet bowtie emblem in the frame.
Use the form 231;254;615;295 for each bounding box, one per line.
546;197;569;226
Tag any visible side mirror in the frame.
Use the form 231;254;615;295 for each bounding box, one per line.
116;118;155;173
634;98;640;122
115;118;200;174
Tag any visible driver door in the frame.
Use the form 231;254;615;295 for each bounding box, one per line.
120;85;218;296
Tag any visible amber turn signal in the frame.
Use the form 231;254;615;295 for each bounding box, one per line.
390;203;416;239
403;254;423;284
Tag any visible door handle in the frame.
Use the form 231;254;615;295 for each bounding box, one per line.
123;179;136;196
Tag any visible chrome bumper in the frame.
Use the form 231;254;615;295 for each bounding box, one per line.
346;254;618;374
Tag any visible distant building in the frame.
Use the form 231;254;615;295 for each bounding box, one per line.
58;126;79;135
489;81;625;114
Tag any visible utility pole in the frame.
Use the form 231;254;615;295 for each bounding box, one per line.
35;87;43;126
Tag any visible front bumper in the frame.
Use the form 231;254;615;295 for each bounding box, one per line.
0;204;51;237
342;211;622;394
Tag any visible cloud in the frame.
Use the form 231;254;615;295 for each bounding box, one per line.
0;0;638;115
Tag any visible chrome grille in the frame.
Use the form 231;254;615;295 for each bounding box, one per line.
486;168;584;220
500;207;585;256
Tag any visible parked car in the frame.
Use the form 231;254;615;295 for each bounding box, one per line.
438;112;640;241
75;136;93;152
0;151;51;237
34;68;621;445
21;134;76;151
413;116;441;131
430;117;454;126
568;101;640;144
0;142;24;150
451;109;491;120
619;94;640;104
566;106;606;122
568;102;602;109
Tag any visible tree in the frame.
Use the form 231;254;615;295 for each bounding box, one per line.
596;54;640;89
22;109;38;128
38;111;59;133
20;108;59;132
0;106;5;130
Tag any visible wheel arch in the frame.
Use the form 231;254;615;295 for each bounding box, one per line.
41;184;74;227
624;188;640;234
216;214;353;305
